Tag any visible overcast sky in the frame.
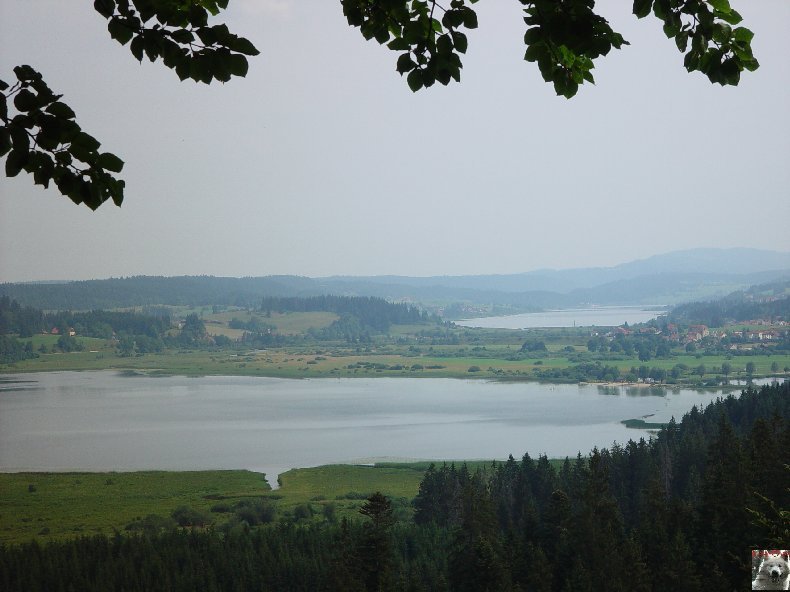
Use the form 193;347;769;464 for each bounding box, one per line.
1;0;788;282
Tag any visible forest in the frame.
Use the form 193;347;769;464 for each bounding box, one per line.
669;293;790;328
1;381;787;592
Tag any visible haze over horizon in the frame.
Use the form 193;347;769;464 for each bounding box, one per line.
2;1;788;282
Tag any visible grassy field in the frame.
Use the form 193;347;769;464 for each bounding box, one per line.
0;462;511;546
0;470;268;545
0;458;580;546
4;343;787;385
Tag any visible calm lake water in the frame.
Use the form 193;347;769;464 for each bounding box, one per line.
0;372;735;486
458;305;666;329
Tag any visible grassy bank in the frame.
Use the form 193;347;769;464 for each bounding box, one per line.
3;341;788;386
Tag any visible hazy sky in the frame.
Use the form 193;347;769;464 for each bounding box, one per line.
1;0;788;282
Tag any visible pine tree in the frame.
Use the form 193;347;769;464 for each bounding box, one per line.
359;492;396;592
699;412;752;588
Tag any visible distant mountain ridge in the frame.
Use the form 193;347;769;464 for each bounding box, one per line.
324;248;790;294
1;248;788;313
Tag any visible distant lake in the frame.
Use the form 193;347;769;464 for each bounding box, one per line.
0;372;732;487
457;305;666;329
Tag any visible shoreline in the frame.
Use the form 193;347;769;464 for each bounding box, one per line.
2;365;780;390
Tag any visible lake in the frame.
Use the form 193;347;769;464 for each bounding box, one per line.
457;305;666;329
0;372;735;487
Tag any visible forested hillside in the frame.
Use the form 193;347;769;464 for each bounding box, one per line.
669;284;790;326
3;249;789;314
0;292;431;362
2;381;786;591
0;276;321;310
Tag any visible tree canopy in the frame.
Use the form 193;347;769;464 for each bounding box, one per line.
1;0;757;209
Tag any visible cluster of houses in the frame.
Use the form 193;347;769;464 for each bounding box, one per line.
599;320;788;349
46;327;76;337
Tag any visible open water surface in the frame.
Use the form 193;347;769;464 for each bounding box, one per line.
457;305;666;329
0;371;744;486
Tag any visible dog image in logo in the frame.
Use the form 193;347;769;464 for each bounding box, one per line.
753;550;790;590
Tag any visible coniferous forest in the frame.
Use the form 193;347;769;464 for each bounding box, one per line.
1;382;787;592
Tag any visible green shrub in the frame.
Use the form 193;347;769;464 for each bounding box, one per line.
233;499;276;525
171;506;211;527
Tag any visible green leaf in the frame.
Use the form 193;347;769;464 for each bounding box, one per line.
93;0;116;19
0;128;11;157
387;38;410;51
632;0;652;18
108;18;134;45
70;131;101;162
55;171;76;201
451;31;468;54
228;37;259;56
461;7;478;29
437;34;452;55
675;31;689;52
111;178;125;206
98;152;124;173
721;57;740;85
733;27;753;43
45;101;76;120
374;28;390;44
396;53;416;74
406;69;423;92
524;27;542;45
13;65;38;82
196;26;217;45
13;89;38;112
5;149;28;177
663;21;680;39
708;0;731;13
227;54;248;77
558;45;576;68
717;9;742;25
36;116;63;151
443;9;464;29
170;29;194;44
712;23;732;44
143;34;161;62
175;60;190;81
743;58;759;72
33;154;54;188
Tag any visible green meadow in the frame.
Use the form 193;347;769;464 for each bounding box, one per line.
0;464;431;545
0;458;579;546
4;340;787;386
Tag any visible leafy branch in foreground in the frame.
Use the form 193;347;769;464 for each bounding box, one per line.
94;0;260;84
345;0;758;98
1;0;259;209
520;0;628;99
343;0;481;92
0;66;125;209
636;0;759;85
0;0;759;210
